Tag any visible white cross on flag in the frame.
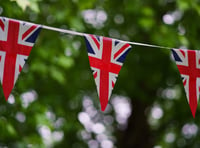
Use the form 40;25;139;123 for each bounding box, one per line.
0;17;41;100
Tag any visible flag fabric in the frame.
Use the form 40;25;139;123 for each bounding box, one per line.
171;48;200;118
0;17;41;100
84;34;132;111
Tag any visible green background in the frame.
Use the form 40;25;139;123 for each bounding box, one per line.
0;0;200;147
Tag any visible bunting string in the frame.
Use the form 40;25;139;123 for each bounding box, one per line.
43;24;173;50
40;23;173;50
42;25;85;37
2;17;177;49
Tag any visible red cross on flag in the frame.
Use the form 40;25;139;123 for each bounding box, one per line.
171;48;200;118
84;34;132;111
0;17;41;100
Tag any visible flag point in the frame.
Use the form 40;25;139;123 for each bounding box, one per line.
3;90;10;101
191;110;196;118
190;105;197;118
100;101;108;111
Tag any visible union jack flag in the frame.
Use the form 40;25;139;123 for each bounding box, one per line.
0;17;41;100
84;34;132;111
171;48;200;118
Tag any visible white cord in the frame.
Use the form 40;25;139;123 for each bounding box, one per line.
43;25;173;50
2;16;174;50
42;25;86;37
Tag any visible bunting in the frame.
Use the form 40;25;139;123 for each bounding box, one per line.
171;49;200;118
84;35;132;111
0;17;200;117
0;17;41;100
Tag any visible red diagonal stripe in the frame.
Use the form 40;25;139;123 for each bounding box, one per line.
112;81;115;88
180;49;186;57
0;20;4;31
22;25;37;40
114;44;130;59
183;79;187;86
89;34;100;50
19;65;23;72
93;71;97;79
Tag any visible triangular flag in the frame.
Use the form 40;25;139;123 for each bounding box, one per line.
171;48;200;118
84;34;132;111
0;17;41;100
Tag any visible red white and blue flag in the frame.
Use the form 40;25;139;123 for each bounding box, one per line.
0;17;41;100
171;48;200;118
84;34;132;111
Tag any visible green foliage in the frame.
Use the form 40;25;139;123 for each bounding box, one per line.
0;0;200;147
